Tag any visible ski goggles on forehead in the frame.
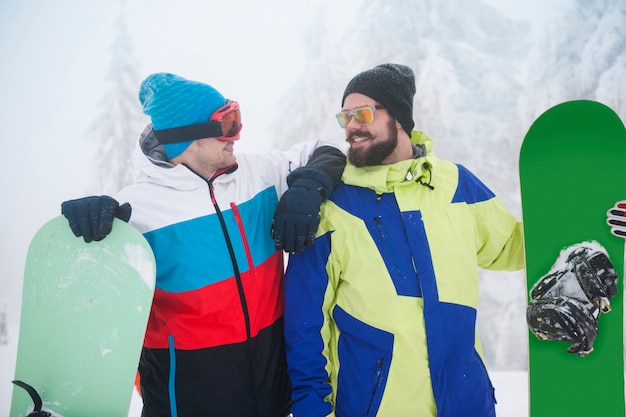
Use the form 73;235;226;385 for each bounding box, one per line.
336;104;385;128
153;100;243;144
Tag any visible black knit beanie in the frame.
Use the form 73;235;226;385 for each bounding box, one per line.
342;63;416;136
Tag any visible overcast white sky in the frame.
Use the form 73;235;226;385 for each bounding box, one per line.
0;0;346;307
0;0;570;325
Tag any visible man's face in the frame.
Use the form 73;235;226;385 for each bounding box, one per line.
183;134;239;176
342;93;399;167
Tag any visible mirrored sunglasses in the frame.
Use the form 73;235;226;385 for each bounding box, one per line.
336;104;386;128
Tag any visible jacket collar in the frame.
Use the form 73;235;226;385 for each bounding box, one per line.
133;125;238;191
342;131;435;194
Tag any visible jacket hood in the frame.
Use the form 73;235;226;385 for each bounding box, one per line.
342;131;436;194
131;125;211;191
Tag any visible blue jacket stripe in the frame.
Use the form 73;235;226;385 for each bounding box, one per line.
168;335;178;417
333;305;394;417
333;185;421;297
284;233;334;417
145;187;278;292
452;164;496;204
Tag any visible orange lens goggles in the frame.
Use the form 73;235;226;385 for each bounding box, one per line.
336;104;385;128
152;99;243;144
209;100;243;140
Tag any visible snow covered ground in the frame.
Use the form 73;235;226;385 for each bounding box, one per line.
126;373;529;416
135;371;531;417
1;329;529;417
129;372;531;416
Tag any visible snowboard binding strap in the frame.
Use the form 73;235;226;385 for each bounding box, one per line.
11;380;52;417
526;241;619;355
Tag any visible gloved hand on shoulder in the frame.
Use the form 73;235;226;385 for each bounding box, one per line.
272;167;334;253
606;201;626;238
61;195;132;243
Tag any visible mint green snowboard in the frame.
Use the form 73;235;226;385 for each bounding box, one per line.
10;216;155;417
520;100;626;416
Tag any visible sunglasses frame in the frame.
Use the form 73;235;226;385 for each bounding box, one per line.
336;104;386;128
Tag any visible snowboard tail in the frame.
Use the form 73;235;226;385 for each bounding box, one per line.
10;216;156;417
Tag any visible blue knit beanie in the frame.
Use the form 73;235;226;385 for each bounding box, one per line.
138;73;226;159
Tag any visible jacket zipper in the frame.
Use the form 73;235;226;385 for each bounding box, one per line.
208;179;252;340
365;356;385;417
176;164;258;416
374;215;410;287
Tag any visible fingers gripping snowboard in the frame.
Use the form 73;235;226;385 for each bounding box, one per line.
607;201;626;238
10;216;156;417
519;100;626;417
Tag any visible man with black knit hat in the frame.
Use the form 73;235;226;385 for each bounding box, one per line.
60;73;346;417
283;63;524;417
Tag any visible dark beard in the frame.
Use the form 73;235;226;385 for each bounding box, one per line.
347;119;398;167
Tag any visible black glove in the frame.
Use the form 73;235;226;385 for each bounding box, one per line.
272;167;333;253
61;196;131;243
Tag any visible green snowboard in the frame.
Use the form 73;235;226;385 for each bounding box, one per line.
10;216;156;417
519;100;626;416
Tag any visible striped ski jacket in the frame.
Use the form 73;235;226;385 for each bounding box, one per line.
117;128;342;417
284;131;524;417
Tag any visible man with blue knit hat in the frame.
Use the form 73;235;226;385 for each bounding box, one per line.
140;72;231;159
283;63;524;417
61;72;345;417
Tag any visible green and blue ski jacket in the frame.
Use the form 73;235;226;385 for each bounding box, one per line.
284;131;524;417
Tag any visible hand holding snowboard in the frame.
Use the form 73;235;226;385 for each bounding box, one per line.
61;196;131;243
607;201;626;238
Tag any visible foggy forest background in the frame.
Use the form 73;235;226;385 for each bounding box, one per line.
9;0;626;371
